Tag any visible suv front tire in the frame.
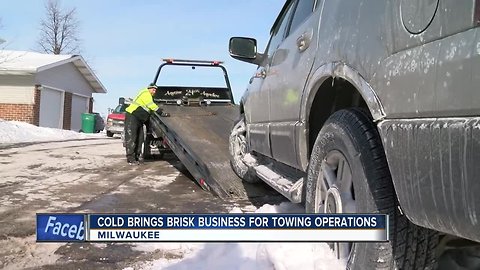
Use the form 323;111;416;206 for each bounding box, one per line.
305;108;439;269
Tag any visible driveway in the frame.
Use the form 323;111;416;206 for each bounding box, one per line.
0;138;283;269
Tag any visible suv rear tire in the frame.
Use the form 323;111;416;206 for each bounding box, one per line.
106;131;114;137
305;108;439;270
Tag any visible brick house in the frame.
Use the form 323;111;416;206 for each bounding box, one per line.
0;50;107;131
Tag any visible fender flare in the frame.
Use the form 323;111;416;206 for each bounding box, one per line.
301;62;385;123
297;62;386;169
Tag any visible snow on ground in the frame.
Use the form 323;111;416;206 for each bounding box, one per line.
128;202;344;270
0;120;343;269
0;119;104;144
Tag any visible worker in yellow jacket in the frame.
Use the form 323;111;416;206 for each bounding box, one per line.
124;84;167;165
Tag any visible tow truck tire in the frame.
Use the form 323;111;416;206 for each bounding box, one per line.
106;131;114;137
229;115;260;183
141;125;151;160
305;108;439;270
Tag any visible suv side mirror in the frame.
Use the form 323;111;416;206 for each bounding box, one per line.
229;37;264;65
229;37;257;59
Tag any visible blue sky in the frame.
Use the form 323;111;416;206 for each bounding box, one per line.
0;0;284;116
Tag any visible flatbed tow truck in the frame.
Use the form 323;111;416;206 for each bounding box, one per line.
146;59;270;199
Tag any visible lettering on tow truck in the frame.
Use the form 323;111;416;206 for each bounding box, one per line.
201;91;220;98
165;90;183;96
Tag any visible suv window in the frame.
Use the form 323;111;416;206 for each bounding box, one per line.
288;0;315;35
265;1;296;59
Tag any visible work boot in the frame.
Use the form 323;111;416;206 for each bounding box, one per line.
127;157;139;165
135;155;145;164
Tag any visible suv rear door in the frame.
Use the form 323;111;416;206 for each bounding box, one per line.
245;1;296;158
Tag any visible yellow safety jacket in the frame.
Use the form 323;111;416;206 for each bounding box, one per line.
126;88;159;122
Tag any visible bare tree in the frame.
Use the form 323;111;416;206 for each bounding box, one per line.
37;0;80;55
0;18;8;64
0;17;5;45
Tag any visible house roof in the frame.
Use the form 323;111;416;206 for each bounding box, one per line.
0;50;107;93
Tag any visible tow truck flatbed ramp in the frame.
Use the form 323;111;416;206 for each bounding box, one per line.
149;105;266;199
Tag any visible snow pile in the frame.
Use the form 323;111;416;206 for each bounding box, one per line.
0;120;102;144
130;202;344;270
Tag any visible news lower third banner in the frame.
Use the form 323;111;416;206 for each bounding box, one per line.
37;213;389;242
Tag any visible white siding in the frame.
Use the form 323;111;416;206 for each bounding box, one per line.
0;74;35;104
0;85;35;104
36;62;93;97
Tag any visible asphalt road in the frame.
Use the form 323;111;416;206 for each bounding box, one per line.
0;138;283;269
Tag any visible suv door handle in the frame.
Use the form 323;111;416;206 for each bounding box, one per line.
254;68;267;79
249;68;266;83
296;29;313;52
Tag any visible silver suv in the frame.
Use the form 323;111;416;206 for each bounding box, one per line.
228;0;480;269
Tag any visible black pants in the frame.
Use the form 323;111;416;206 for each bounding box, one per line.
124;113;144;162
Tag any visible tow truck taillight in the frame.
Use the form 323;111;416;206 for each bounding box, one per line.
199;178;210;191
199;178;207;189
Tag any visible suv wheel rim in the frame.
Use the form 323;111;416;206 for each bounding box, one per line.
315;150;356;261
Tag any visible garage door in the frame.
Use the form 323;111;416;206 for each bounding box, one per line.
39;87;64;129
71;94;89;131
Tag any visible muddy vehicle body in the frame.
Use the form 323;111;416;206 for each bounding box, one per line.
228;0;480;268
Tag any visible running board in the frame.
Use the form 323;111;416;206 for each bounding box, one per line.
253;165;303;203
